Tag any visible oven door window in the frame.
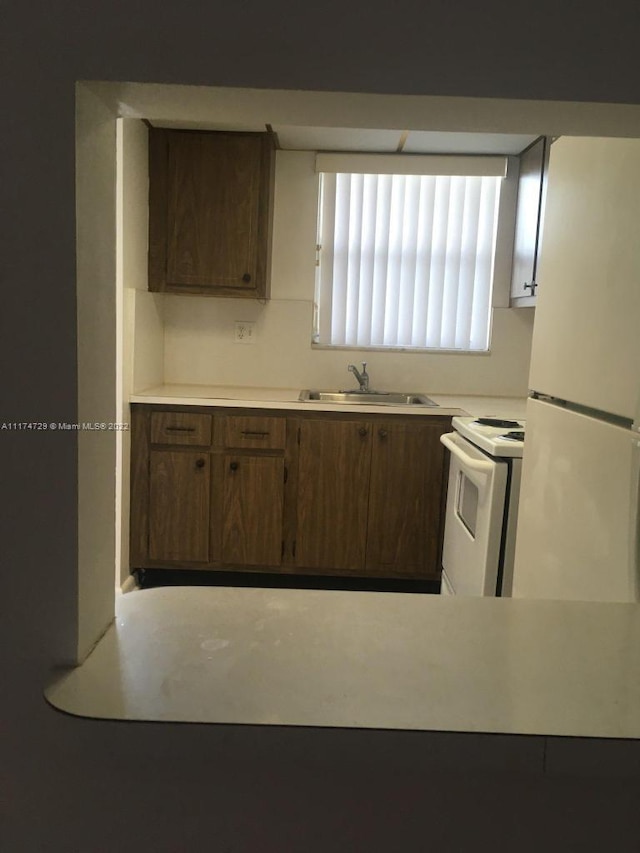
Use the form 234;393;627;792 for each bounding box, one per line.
457;472;479;538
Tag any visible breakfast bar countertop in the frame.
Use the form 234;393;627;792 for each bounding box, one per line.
45;584;640;740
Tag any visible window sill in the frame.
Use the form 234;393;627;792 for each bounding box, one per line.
44;585;640;739
310;343;492;355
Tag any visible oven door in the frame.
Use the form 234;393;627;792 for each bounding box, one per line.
440;431;508;596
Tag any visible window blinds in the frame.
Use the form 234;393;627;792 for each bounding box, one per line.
316;170;503;350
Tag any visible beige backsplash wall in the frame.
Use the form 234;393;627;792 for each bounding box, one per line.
163;298;534;394
162;150;535;395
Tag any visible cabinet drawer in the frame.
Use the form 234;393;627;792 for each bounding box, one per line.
223;416;286;450
150;412;213;446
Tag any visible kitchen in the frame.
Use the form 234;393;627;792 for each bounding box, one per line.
48;81;640;740
117;85;535;591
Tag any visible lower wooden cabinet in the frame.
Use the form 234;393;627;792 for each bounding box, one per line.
295;417;450;578
149;450;210;562
222;454;284;567
296;420;372;572
130;404;451;581
366;421;448;577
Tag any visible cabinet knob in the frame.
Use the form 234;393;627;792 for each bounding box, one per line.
242;273;252;283
358;427;368;437
378;428;388;439
195;458;206;469
230;461;239;471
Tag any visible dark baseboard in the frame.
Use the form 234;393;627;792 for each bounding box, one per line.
134;568;440;595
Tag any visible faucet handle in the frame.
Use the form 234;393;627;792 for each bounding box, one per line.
361;361;367;373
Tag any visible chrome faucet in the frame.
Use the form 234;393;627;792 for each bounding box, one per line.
348;362;370;392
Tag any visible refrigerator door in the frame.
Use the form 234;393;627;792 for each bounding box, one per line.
513;398;639;602
528;137;640;421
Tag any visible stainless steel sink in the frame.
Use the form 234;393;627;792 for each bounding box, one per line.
298;390;439;407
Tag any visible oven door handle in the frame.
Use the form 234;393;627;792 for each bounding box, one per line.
440;432;495;474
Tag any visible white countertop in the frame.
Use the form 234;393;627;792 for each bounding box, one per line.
130;384;528;420
46;585;640;738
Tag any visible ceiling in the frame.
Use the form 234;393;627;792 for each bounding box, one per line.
150;120;538;155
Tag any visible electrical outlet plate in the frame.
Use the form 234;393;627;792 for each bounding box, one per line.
234;321;256;344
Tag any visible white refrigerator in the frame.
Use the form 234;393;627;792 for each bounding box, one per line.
512;136;640;603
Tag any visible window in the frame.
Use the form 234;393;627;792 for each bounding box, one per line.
314;154;506;351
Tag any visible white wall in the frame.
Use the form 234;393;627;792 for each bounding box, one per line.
75;84;119;659
117;118;165;585
119;118;164;393
162;150;535;395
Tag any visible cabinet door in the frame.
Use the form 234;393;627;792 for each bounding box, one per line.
222;455;284;567
149;128;274;297
149;450;210;562
366;421;448;578
296;420;372;572
510;136;549;303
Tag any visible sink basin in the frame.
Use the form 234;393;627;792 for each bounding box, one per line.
298;390;439;407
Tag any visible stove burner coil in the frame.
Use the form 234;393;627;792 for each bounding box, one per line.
475;418;521;428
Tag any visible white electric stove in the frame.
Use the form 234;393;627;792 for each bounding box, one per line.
439;416;525;596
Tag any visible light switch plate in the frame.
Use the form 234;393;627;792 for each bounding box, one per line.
234;321;257;344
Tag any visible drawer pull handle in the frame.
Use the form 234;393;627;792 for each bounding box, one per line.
195;458;206;469
166;426;196;432
241;430;269;438
378;428;388;439
230;461;239;471
358;427;368;437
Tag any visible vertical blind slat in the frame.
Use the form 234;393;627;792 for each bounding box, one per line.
357;175;376;346
441;176;466;348
470;177;499;349
318;171;501;351
411;177;435;347
383;175;404;345
426;176;450;348
345;174;364;346
456;177;482;348
331;173;350;345
317;173;336;345
397;175;420;346
371;175;392;345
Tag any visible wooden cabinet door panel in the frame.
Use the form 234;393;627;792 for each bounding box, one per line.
149;451;210;562
149;128;274;298
296;420;372;572
511;136;549;302
222;455;284;567
366;422;447;577
166;132;262;290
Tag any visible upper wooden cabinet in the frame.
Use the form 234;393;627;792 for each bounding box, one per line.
510;136;550;307
148;128;275;299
